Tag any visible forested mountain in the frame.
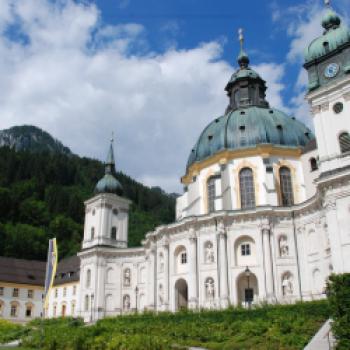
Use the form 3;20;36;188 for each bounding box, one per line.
0;125;72;155
0;132;176;261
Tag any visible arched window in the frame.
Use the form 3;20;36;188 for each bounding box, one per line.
279;167;294;206
339;132;350;154
91;227;95;240
207;177;216;213
86;269;91;288
10;301;19;317
309;157;318;171
239;168;255;209
111;226;117;240
25;303;33;318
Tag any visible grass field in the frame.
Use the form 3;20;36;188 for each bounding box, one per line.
1;300;330;350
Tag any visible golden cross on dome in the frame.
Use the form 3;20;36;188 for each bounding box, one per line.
238;28;244;50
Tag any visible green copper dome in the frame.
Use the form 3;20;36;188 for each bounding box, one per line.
186;107;314;169
95;141;123;196
304;9;350;63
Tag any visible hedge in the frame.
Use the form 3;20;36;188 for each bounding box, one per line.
328;273;350;350
20;301;330;350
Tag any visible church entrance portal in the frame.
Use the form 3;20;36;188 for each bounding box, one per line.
175;279;188;310
237;272;258;307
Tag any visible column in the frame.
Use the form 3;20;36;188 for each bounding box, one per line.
324;199;344;273
163;238;170;310
296;227;310;299
147;247;156;310
217;222;228;308
218;228;229;308
188;229;198;309
95;256;106;320
262;225;274;301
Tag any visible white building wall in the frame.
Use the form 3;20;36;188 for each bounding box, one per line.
0;283;43;322
47;283;79;318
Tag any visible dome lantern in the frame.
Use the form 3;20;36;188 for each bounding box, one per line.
225;28;269;114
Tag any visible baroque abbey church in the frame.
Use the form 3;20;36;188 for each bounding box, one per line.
1;3;350;323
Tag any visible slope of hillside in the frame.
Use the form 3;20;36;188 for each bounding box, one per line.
0;125;72;155
0;134;175;260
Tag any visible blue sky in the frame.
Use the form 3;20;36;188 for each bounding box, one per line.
0;0;348;192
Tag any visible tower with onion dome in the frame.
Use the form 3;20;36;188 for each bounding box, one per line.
304;0;350;174
81;138;130;251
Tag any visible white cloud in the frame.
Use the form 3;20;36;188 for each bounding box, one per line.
0;0;288;193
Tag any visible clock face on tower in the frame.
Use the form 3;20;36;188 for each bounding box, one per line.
324;63;339;78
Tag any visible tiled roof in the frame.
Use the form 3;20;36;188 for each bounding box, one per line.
0;255;80;287
54;255;80;286
0;256;46;285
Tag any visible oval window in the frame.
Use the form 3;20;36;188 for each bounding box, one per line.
333;102;343;114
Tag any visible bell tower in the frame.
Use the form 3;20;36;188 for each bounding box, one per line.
82;138;130;250
304;0;350;174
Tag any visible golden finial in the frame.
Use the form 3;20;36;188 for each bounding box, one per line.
238;28;244;51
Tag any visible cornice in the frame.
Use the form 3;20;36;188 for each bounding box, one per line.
181;145;302;184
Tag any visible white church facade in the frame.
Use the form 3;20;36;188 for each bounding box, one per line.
43;5;350;322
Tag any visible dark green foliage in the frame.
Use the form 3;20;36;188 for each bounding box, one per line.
19;301;330;350
0;146;175;260
327;273;350;349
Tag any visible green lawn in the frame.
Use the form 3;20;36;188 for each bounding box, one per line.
1;300;330;350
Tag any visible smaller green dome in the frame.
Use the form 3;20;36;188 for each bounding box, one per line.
304;9;350;63
94;141;123;196
322;9;341;30
95;174;123;196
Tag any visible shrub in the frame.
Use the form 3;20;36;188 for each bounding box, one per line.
0;319;26;344
328;273;350;350
20;301;330;350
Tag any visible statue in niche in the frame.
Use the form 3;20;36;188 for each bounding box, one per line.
123;268;131;286
159;253;164;272
282;274;293;296
123;295;130;310
217;221;225;234
205;242;215;263
205;278;215;299
279;236;289;257
158;285;164;304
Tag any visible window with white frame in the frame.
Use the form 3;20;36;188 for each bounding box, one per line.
181;252;187;264
207;177;217;213
239;168;256;209
28;289;33;298
0;287;3;296
10;303;18;317
241;244;251;256
12;288;19;297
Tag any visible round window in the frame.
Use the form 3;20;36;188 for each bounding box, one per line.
333;102;343;114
